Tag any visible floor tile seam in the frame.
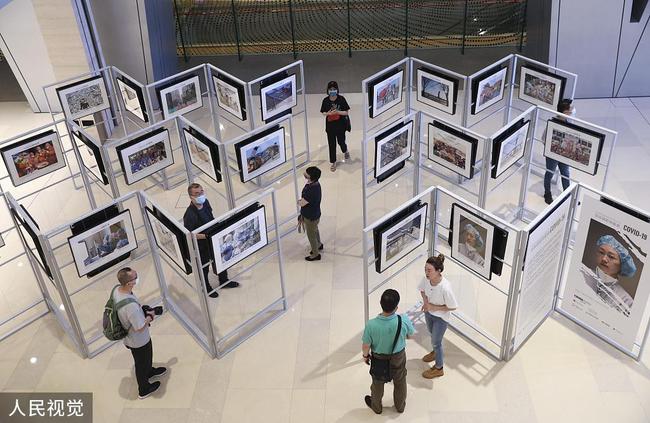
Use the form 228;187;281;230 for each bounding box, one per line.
630;98;650;127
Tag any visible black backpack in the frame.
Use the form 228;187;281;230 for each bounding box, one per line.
102;285;136;341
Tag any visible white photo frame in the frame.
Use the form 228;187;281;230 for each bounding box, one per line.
492;120;530;178
157;75;203;119
370;70;404;118
416;68;457;115
543;118;604;175
213;74;245;121
472;67;508;115
210;206;268;273
116;76;148;122
374;120;413;181
518;66;566;109
1;130;66;187
71;130;108;185
235;126;287;183
427;121;478;179
183;127;222;183
451;203;495;280
56;75;110;121
68;210;138;277
145;207;191;275
260;73;297;122
116;128;174;185
377;203;428;273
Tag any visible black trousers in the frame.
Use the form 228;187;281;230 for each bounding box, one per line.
200;251;228;291
327;130;348;163
127;339;153;396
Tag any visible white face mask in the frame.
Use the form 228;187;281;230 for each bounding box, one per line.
133;277;140;287
570;108;577;117
195;194;206;205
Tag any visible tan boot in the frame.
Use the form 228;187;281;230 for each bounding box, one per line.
422;366;444;379
422;351;436;363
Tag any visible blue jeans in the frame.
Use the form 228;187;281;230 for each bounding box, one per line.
425;313;448;369
543;157;570;195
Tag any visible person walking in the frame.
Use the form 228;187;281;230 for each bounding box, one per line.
419;254;458;379
543;98;576;204
183;183;239;298
298;166;323;261
362;289;415;414
320;81;350;172
114;267;166;399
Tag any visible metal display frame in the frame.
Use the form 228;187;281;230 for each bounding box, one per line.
361;110;421;227
191;188;288;358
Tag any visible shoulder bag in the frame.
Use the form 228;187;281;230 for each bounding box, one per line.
369;315;402;382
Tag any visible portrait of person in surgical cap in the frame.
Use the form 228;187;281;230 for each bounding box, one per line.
457;221;486;266
580;225;641;317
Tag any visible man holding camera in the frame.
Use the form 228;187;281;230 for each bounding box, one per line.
114;267;166;399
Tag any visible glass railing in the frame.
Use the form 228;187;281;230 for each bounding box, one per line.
173;0;527;59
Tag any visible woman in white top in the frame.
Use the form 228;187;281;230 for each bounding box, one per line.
418;254;458;379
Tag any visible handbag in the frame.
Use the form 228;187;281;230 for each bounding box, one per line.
369;315;401;382
297;215;304;233
344;115;351;132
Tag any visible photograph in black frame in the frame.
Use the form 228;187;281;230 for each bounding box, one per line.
234;125;286;183
55;75;111;121
155;74;203;119
428;120;479;179
367;67;403;119
182;126;222;183
116;75;149;122
145;206;192;275
543;117;605;176
72;130;109;185
372;200;428;273
447;203;508;279
471;65;508;115
259;70;295;123
491;119;530;179
69;204;133;278
11;207;52;279
518;65;567;109
204;202;267;273
116;127;174;185
373;120;413;183
0;129;67;187
213;72;247;121
416;67;458;115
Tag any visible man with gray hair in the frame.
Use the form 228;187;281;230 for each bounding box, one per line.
114;267;166;399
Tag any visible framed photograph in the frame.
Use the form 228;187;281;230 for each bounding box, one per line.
518;66;566;109
373;201;428;273
182;126;222;183
11;207;52;279
374;120;413;182
1;130;66;187
157;75;203;119
472;66;508;115
427;121;478;179
116;75;148;122
71;130;108;185
208;204;268;273
56;75;110;120
543;118;605;175
213;73;246;121
450;203;495;280
416;67;458;115
491;119;530;179
68;209;137;277
234;125;286;183
368;69;404;118
260;73;297;122
145;206;192;275
116;127;174;185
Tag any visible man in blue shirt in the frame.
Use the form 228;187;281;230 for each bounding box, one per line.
362;289;415;414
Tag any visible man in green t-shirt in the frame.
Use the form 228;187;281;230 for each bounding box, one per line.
362;289;415;414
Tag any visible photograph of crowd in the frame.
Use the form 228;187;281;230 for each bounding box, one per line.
261;74;297;121
211;206;268;273
158;75;203;119
56;76;110;120
117;128;174;185
473;67;507;114
544;119;604;175
427;122;478;179
127;141;168;175
1;131;66;186
518;66;565;108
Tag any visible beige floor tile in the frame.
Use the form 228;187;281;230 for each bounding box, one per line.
290;389;326;423
221;389;292;423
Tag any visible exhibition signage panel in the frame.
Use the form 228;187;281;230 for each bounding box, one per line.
560;195;650;351
514;192;572;350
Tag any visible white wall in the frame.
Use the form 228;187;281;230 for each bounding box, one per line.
549;0;650;98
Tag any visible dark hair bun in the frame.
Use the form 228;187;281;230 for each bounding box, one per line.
436;254;445;264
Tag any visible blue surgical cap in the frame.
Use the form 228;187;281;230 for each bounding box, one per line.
596;235;637;278
463;223;484;249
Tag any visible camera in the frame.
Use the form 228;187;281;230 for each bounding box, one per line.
142;305;163;316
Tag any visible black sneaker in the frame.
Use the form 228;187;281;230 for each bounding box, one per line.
544;192;553;205
149;367;167;381
309;244;324;255
305;254;321;262
224;281;240;288
364;395;381;414
138;381;161;399
208;289;219;298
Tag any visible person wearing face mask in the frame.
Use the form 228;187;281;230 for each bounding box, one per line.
419;254;457;379
183;183;239;298
320;81;351;172
543;98;576;204
298;166;323;261
114;267;166;399
581;234;637;316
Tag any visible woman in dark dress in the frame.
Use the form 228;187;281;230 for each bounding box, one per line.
320;81;350;172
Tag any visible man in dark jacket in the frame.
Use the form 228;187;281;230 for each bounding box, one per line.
183;183;239;298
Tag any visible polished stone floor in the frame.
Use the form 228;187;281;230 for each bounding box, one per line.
0;93;650;423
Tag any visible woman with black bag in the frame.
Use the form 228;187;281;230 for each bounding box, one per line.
320;80;351;172
361;289;415;414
